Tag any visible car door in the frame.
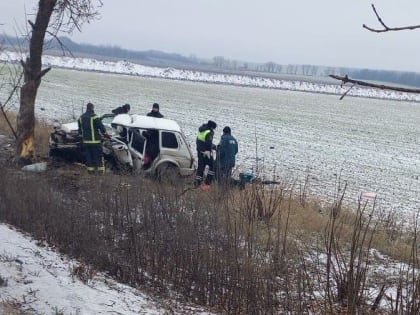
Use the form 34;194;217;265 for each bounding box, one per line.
127;128;147;171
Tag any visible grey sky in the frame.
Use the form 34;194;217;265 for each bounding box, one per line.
2;0;420;72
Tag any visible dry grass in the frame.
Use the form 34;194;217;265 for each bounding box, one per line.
0;110;51;157
0;302;28;315
35;119;52;156
228;183;414;264
0;159;417;313
0;110;415;264
0;111;413;261
0;112;418;313
0;110;16;136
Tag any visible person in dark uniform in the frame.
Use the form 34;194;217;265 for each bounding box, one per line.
112;103;130;115
216;126;238;184
194;120;217;188
146;103;164;118
78;102;110;173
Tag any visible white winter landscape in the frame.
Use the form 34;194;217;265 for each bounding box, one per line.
2;51;420;102
0;223;213;315
1;50;419;219
1;51;420;314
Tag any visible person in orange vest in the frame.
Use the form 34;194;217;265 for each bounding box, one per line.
194;120;217;189
78;102;110;173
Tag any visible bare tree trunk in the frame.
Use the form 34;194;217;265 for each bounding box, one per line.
16;0;55;162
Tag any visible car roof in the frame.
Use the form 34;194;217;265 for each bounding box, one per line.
112;114;182;132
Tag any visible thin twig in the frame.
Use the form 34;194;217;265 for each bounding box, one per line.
0;102;18;140
2;71;23;108
363;4;420;33
339;84;354;100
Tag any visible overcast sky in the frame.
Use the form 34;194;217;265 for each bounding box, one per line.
2;0;420;72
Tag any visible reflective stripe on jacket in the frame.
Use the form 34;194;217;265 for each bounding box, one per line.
78;110;106;144
197;129;211;142
196;129;213;152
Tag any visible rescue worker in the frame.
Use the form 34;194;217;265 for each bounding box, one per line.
78;102;110;173
112;103;130;115
146;103;164;118
216;126;238;184
194;120;217;189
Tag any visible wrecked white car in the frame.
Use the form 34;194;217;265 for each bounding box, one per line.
107;114;195;177
49;114;196;178
49;114;115;162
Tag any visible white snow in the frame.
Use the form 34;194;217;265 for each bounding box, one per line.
0;224;213;315
1;50;419;102
2;49;420;215
1;51;419;313
2;49;420;218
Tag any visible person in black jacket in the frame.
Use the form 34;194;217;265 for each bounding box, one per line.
78;102;110;173
112;103;130;115
194;120;217;188
146;103;164;118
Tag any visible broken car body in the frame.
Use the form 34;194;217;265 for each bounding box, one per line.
49;114;196;178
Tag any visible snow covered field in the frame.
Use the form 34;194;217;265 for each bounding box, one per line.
1;52;420;220
2;51;419;102
1;52;420;314
0;223;213;314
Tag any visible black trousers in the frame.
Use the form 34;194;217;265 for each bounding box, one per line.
83;144;104;172
195;153;215;185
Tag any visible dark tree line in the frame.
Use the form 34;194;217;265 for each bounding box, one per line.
0;34;193;65
346;68;420;88
3;32;420;88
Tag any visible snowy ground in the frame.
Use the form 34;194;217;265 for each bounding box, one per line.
1;52;420;313
2;50;420;220
0;223;213;315
0;210;413;314
1;50;419;102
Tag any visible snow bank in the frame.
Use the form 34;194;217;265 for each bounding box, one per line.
1;50;418;102
0;223;213;315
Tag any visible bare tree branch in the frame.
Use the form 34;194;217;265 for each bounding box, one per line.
363;4;420;33
0;69;21;140
1;71;24;109
51;0;103;34
329;74;420;96
15;0;103;161
28;20;36;30
37;67;51;80
0;102;18;140
0;45;23;139
44;31;75;57
339;84;354;100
